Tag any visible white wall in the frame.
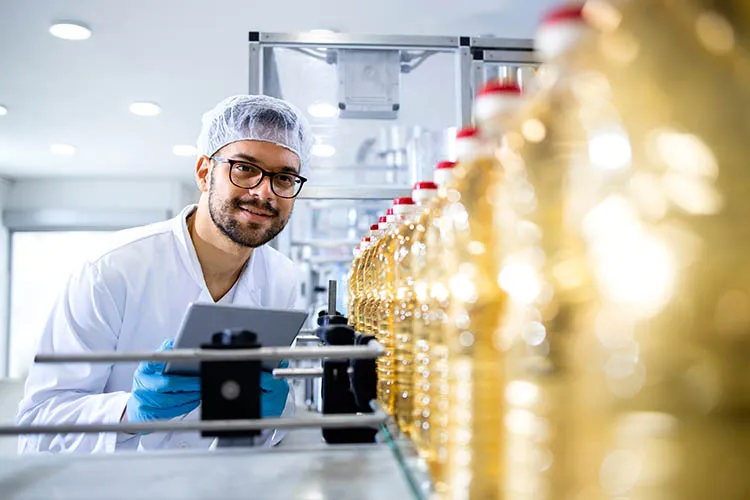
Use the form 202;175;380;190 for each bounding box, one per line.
6;178;198;214
0;178;11;378
0;178;199;378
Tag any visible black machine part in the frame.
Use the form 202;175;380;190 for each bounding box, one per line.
351;333;378;412
200;329;262;440
319;322;378;444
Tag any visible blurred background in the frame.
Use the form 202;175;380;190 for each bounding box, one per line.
0;0;555;452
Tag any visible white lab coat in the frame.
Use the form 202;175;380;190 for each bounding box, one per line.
16;205;299;453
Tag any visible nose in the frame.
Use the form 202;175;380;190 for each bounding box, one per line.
248;174;275;201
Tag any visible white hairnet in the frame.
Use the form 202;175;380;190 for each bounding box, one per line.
196;95;313;174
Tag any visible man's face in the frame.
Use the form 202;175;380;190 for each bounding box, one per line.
203;140;300;248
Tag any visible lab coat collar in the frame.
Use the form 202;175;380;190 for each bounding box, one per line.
172;205;262;306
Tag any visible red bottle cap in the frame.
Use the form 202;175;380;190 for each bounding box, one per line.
393;197;415;205
456;128;479;139
414;181;439;190
378;216;387;223
535;4;589;62
541;4;584;25
370;224;379;230
477;79;522;97
436;160;457;169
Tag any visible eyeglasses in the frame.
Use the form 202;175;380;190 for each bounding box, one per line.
210;156;307;199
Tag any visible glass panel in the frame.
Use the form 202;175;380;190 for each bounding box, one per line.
290;199;391;322
380;421;435;500
480;63;539;91
8;231;115;379
270;46;460;187
266;43;462;323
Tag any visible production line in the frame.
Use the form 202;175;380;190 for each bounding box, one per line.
3;0;750;499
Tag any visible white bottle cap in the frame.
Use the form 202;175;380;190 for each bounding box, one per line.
473;80;523;125
434;160;457;187
455;128;483;162
392;197;415;217
369;223;382;239
535;4;588;62
385;207;397;223
412;181;439;204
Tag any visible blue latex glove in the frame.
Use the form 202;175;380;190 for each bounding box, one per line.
126;339;201;423
261;360;290;417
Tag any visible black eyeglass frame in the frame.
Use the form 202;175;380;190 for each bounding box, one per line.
210;156;307;199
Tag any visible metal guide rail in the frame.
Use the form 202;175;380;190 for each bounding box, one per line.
32;343;383;364
5;278;383;446
0;412;387;436
1;335;384;439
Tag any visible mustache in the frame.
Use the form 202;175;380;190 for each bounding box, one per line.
232;198;279;217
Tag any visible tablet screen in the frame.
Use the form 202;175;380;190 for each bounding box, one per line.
164;302;308;374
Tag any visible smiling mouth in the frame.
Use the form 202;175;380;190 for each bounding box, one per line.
239;206;275;218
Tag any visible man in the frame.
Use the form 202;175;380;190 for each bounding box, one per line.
16;95;312;453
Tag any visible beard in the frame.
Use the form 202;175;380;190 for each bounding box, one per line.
208;176;289;248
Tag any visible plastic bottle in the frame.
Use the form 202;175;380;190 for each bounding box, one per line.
392;181;440;434
407;161;457;455
560;0;750;497
350;237;372;333
476;5;594;498
375;198;417;414
422;153;479;493
441;81;522;500
357;221;386;336
347;243;362;328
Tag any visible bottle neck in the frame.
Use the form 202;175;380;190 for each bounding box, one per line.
416;197;437;206
392;207;417;225
535;22;588;63
413;194;438;208
434;168;455;189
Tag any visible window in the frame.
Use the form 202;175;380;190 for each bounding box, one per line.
8;231;115;379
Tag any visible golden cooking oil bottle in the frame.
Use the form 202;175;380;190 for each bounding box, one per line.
409;161;465;472
347;242;363;329
442;82;522;500
351;236;372;333
357;220;386;336
423;136;486;494
392;181;440;434
555;0;750;497
475;5;594;499
376;199;417;414
365;217;392;335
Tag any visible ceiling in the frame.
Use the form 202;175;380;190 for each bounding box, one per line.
0;0;558;181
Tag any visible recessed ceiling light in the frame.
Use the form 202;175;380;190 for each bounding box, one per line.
50;144;76;156
49;22;92;41
0;105;7;116
307;102;339;118
129;102;161;117
309;29;337;34
173;144;197;157
312;144;336;157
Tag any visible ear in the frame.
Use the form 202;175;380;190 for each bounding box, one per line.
195;155;211;193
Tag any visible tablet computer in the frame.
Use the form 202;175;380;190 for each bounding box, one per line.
164;302;308;375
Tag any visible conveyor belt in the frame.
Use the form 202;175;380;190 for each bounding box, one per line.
0;430;419;500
